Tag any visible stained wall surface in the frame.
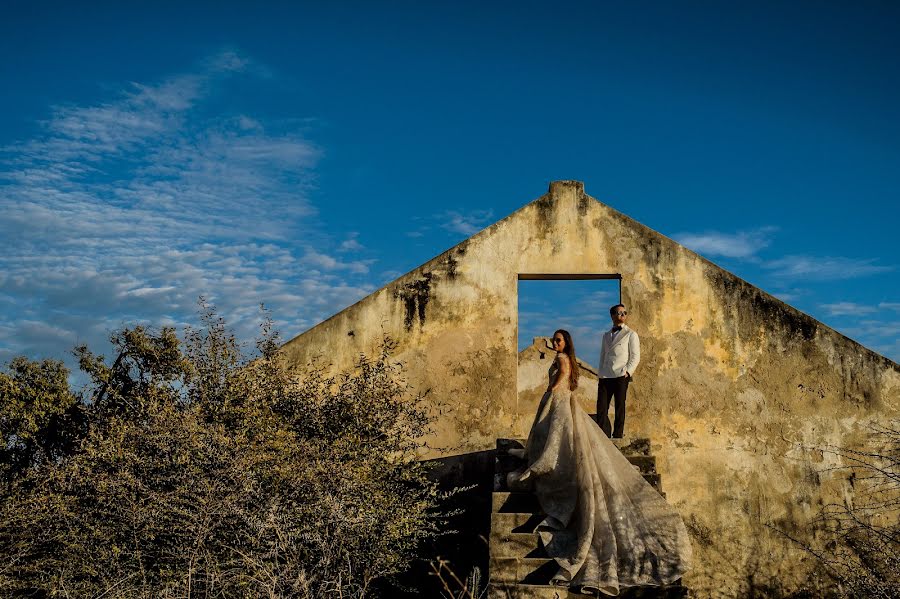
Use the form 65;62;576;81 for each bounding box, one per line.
282;181;900;597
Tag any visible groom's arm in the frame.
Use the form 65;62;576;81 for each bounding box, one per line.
625;333;640;376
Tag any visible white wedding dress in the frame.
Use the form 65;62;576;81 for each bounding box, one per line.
509;358;692;596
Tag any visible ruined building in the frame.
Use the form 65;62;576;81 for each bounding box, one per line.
282;181;899;597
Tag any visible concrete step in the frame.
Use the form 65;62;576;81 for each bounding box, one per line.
492;511;546;534
490;556;559;584
610;437;652;456
487;582;688;598
489;532;548;559
496;438;525;452
488;582;572;599
496;452;528;475
493;498;680;559
495;452;656;475
642;473;661;491
624;455;656;474
497;437;652;457
493;492;542;513
489;436;684;597
494;471;662;493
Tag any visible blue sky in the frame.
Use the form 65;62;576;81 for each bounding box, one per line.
1;1;898;378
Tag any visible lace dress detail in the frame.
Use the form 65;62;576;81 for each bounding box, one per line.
509;358;692;595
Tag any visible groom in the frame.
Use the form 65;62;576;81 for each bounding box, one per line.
597;304;640;438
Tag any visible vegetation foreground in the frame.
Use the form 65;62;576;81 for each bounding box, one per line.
0;305;446;598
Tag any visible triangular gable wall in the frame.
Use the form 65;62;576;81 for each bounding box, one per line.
281;181;898;595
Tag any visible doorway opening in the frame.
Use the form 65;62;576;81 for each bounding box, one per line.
517;274;621;371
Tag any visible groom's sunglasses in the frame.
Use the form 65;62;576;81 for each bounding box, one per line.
614;311;627;316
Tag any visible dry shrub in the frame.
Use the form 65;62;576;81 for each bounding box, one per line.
0;303;445;598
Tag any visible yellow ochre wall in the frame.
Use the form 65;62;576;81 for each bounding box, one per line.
281;180;899;597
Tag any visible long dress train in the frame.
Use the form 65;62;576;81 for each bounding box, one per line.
509;362;692;596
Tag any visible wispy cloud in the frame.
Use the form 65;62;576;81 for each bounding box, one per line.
763;256;893;281
773;290;804;303
573;290;617;317
838;318;900;360
0;52;372;369
819;302;878;316
672;226;893;284
673;226;777;259
815;303;900;361
407;209;495;239
302;249;373;274
440;210;494;236
338;232;364;252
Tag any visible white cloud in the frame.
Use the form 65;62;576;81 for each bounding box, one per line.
338;232;364;252
302;249;373;274
773;292;801;303
871;337;900;363
403;209;495;240
403;209;494;240
0;52;373;372
439;210;494;236
838;318;900;353
763;256;893;280
575;290;617;312
813;309;900;362
379;270;403;282
819;302;878;317
673;226;777;259
126;286;179;298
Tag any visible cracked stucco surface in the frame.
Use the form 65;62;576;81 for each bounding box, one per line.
282;180;899;597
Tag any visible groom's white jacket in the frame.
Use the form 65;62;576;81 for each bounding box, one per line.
599;324;640;379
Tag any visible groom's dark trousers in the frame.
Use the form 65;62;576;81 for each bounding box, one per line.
597;375;630;438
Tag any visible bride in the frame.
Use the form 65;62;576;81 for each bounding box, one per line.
508;329;692;596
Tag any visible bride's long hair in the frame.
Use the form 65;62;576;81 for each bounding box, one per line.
553;329;579;391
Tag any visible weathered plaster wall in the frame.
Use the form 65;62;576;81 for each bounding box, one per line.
282;181;899;597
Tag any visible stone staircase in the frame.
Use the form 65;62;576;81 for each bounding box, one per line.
488;438;688;598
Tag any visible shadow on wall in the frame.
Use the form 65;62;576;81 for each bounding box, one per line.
685;516;827;598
